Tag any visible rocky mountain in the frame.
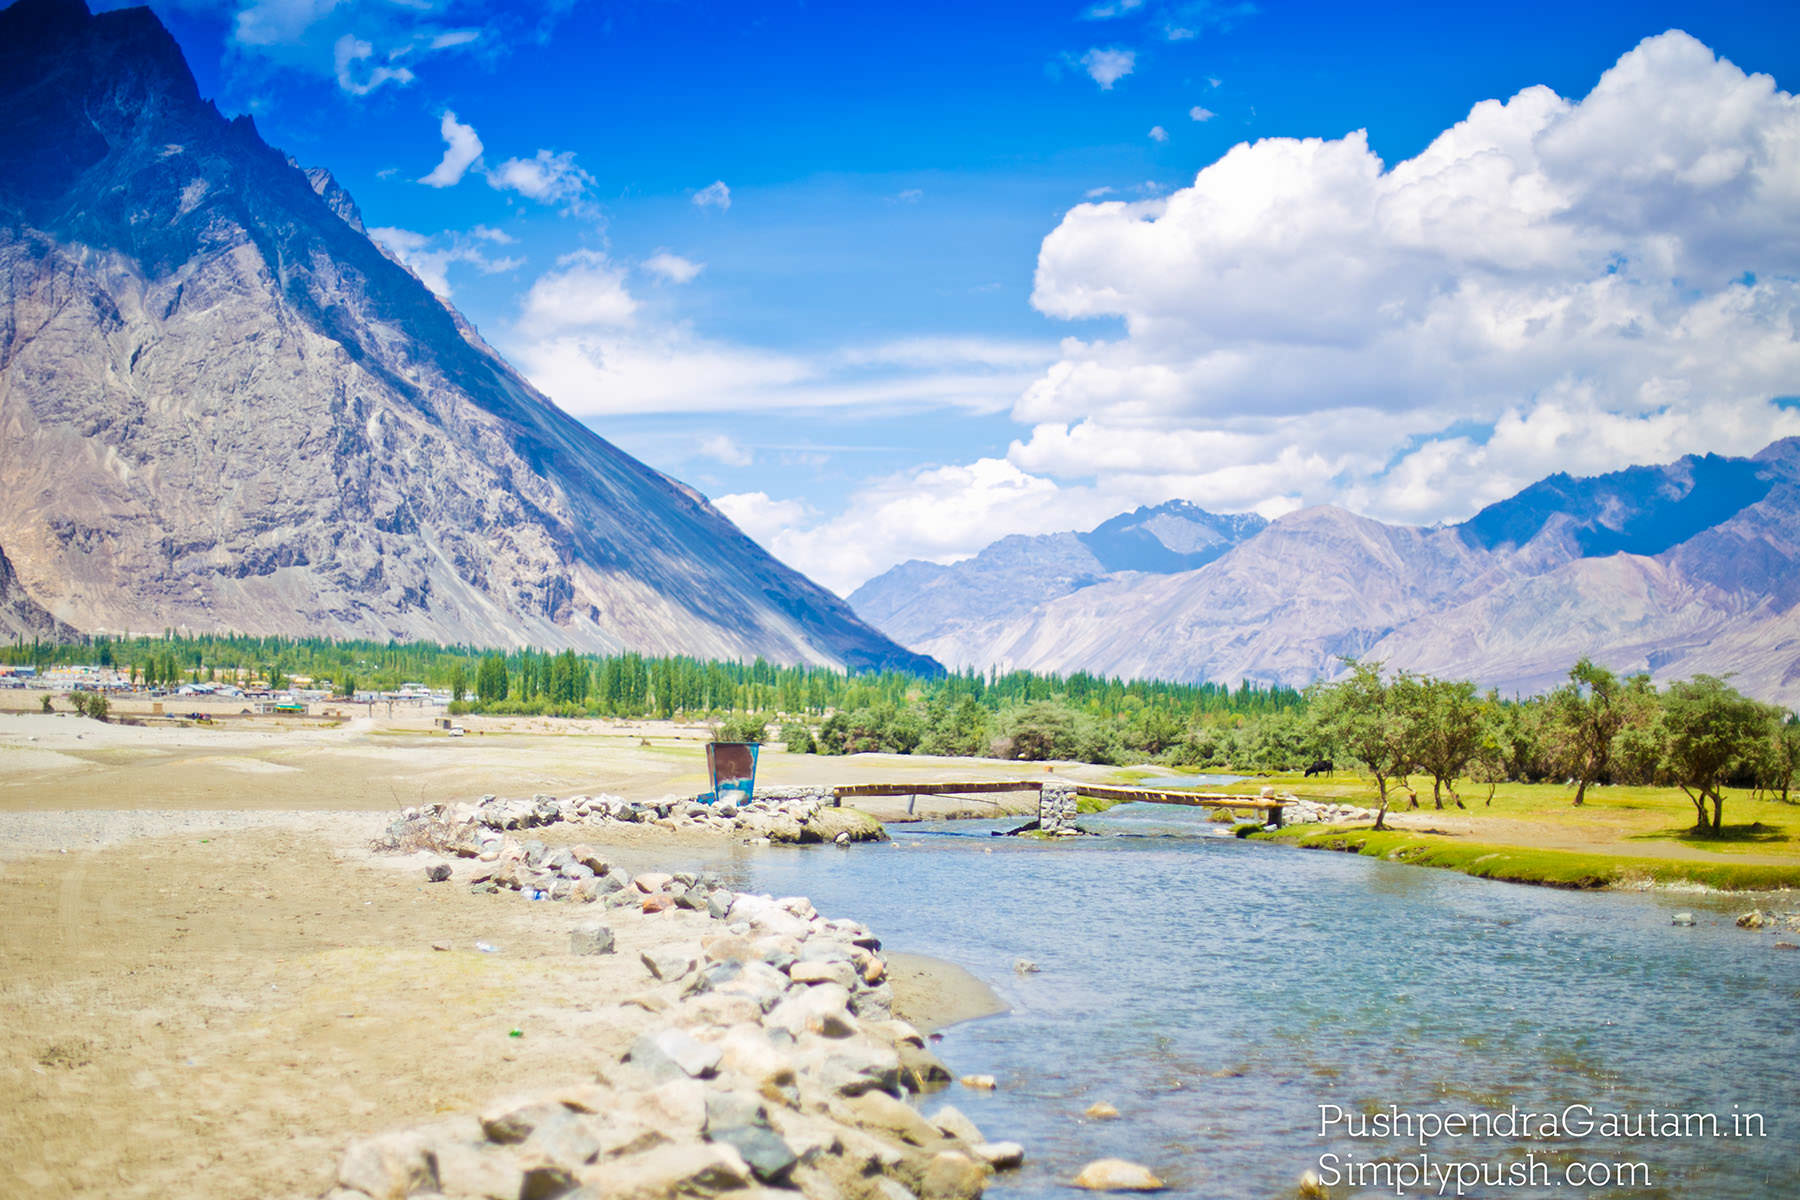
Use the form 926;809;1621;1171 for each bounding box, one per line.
0;0;934;673
851;442;1800;705
848;501;1265;654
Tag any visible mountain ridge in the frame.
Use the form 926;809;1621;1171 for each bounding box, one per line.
0;0;936;672
851;440;1800;704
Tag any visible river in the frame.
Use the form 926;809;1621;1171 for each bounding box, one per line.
709;802;1796;1198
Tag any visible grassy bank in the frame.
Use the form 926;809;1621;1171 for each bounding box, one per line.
1226;773;1800;891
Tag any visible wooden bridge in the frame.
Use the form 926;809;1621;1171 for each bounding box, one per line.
829;779;1286;829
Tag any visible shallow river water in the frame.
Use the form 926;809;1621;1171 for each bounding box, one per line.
715;804;1796;1199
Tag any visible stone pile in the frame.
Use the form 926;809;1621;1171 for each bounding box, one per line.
374;789;883;858
1280;798;1377;825
325;885;1022;1200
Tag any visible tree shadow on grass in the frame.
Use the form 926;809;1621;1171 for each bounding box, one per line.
1630;821;1792;848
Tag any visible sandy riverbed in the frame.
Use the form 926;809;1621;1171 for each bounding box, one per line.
0;710;1027;1199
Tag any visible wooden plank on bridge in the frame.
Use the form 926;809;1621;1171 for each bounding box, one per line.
831;780;1045;800
1071;783;1283;812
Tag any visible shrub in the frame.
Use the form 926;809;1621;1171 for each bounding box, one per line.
781;721;817;754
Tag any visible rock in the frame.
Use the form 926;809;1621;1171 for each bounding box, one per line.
974;1142;1024;1170
1071;1159;1165;1191
336;1131;440;1199
432;1140;527;1200
641;893;676;914
706;891;735;921
789;960;858;990
481;1098;571;1145
929;1105;985;1145
834;831;851;845
708;1124;798;1183
581;1140;751;1200
634;872;674;894
1013;958;1039;974
1737;909;1768;929
898;1043;953;1093
430;941;452;952
960;1075;997;1091
1085;1101;1120;1119
1298;1167;1328;1198
812;1038;904;1098
570;924;616;955
849;1090;942;1146
424;861;452;883
641;947;697;982
520;1165;580;1200
570;844;608;874
1671;912;1697;926
627;1028;721;1080
918;1149;988;1200
528;1110;602;1168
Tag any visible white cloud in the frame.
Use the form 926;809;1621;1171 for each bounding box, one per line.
369;225;522;297
419;110;483;187
1188;105;1214;121
332;34;414;95
893;188;925;203
1082;0;1145;18
698;435;753;467
1148;125;1169;142
517;250;638;334
233;0;341;47
1014;31;1800;526
642;252;704;284
1080;47;1136;89
693;180;732;210
714;493;811;547
486;149;594;207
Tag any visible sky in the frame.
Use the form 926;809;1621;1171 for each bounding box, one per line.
101;0;1800;595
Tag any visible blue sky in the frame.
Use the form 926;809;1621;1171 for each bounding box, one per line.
108;0;1800;593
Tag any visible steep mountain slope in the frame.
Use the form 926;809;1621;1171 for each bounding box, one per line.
868;441;1800;704
0;542;73;640
0;0;934;672
848;501;1265;651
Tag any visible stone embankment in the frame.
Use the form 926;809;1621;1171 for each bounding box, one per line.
377;789;882;861
326;873;1024;1200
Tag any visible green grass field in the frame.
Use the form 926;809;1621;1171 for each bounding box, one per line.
1163;769;1800;890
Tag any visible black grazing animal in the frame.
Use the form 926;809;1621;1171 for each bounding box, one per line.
1303;759;1333;778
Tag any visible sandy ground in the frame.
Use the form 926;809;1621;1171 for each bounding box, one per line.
0;709;1020;1199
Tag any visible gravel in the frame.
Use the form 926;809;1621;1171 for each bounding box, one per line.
0;809;388;863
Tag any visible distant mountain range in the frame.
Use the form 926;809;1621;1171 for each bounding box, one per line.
850;442;1800;706
0;0;932;672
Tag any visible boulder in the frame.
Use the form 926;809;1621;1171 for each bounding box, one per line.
899;1043;953;1093
1084;1101;1120;1119
1071;1158;1165;1191
1737;909;1768;929
580;1140;751;1200
423;861;452;883
641;947;697;982
570;924;616;955
634;872;674;894
707;1124;798;1183
960;1075;997;1091
627;1028;721;1081
929;1105;985;1145
336;1131;440;1199
974;1142;1024;1170
789;960;859;990
918;1150;988;1200
481;1098;571;1145
570;844;608;874
849;1090;942;1147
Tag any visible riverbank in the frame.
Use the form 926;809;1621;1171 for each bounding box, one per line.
1219;771;1800;893
0;807;1019;1198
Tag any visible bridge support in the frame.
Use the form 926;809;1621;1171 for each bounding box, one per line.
1039;783;1078;832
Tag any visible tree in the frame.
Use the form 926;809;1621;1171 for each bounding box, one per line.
1547;658;1640;806
1410;677;1484;808
475;653;508;703
1658;676;1779;835
341;673;358;699
1311;661;1413;830
449;664;467;704
781;721;816;754
1766;715;1800;804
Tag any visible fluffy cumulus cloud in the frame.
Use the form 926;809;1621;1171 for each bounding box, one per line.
1015;30;1800;524
728;31;1800;594
1148;125;1169;142
419;110;483;186
486;149;595;208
